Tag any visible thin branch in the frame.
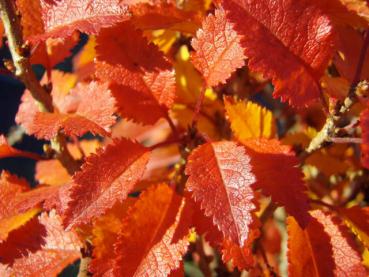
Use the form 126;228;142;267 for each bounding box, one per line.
304;29;369;155
330;137;362;144
310;199;337;211
149;137;181;150
164;113;179;139
0;0;80;174
0;0;53;111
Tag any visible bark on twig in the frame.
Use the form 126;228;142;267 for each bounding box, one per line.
304;30;369;155
0;0;80;174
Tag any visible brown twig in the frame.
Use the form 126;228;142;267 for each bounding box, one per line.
0;0;80;174
304;30;369;155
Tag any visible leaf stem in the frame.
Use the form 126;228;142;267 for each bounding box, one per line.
191;86;207;127
0;0;80;175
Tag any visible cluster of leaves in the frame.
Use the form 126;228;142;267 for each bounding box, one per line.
0;0;369;276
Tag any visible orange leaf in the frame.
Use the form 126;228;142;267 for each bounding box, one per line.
221;227;260;271
63;139;150;229
111;184;190;276
191;8;245;87
130;2;201;34
288;210;367;276
32;0;129;41
16;81;116;139
0;135;41;160
340;206;369;248
96;21;176;125
35;160;71;186
0;211;82;277
222;0;335;106
0;171;58;241
185;141;257;246
287;214;335;277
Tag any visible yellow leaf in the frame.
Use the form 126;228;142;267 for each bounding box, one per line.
175;45;204;104
340;206;369;249
224;97;275;141
73;36;96;79
171;104;218;139
144;29;177;54
183;0;212;13
0;208;40;242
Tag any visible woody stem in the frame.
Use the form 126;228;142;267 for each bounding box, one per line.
0;0;80;174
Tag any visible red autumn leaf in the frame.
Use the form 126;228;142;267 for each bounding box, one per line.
0;135;41;160
220;0;335;106
0;171;58;241
190;196;260;271
335;26;369;82
0;217;46;264
95;21;175;125
185;141;257;247
16;0;79;69
316;210;367;276
191;8;246;87
339;205;369;248
287;214;335;277
361;109;369;168
0;211;82;277
243;139;311;227
317;0;369;28
130;2;201;34
112;184;190;276
63;139;150;229
221;229;260;271
288;210;367;276
16;81;116;139
31;0;129;42
88;199;136;276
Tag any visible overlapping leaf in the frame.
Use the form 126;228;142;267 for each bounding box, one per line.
288;210;367;276
130;2;201;34
16;0;78;68
0;211;81;277
63;139;150;229
335;26;369;82
185;141;257;246
96;21;176;125
218;0;335;106
0;135;41;160
340;206;369;248
224;97;276;141
112;184;190;276
16;81;116;139
88;199;136;276
0;171;58;242
287;214;335;277
243;139;311;227
191;8;246;87
32;0;129;42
